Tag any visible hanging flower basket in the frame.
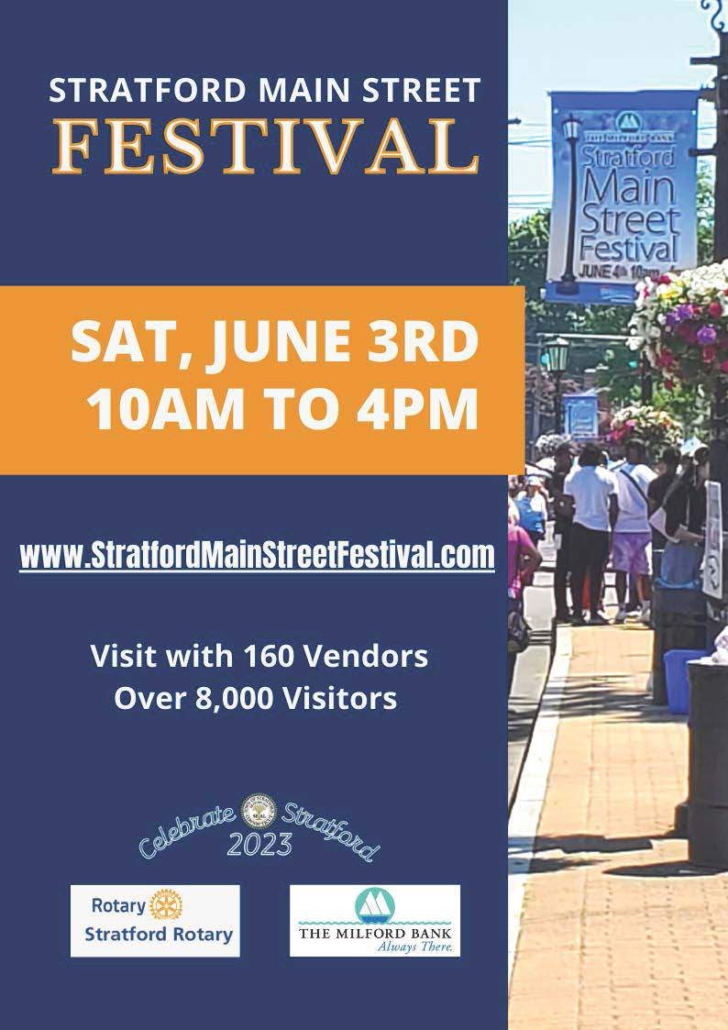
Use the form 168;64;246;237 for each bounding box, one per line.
607;404;682;455
629;261;728;391
534;432;573;459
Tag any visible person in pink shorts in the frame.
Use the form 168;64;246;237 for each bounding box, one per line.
612;439;656;624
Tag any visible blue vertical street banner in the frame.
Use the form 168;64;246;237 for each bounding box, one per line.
563;392;600;440
546;90;699;305
0;2;521;1029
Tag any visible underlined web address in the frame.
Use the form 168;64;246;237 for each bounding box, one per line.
18;539;496;573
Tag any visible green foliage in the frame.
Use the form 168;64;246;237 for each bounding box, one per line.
697;166;715;265
651;382;709;437
508;210;630;341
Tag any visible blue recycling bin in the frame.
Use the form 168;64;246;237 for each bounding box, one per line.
651;584;706;705
664;649;709;715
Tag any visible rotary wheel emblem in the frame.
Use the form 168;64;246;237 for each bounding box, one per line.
149;888;183;920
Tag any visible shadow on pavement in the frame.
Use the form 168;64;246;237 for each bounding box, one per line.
510;834;728;880
510;833;655;858
607;860;726;879
507;713;536;745
525;855;599;874
550;678;687;724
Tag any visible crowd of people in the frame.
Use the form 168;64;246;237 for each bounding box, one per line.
507;437;710;691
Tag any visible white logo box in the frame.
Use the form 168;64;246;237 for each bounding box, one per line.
290;884;460;957
70;885;240;958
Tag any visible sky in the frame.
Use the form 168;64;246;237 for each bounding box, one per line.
508;0;720;221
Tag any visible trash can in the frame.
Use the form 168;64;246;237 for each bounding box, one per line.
664;649;708;714
688;660;728;869
651;583;706;705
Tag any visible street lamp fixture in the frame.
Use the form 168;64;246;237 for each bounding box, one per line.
543;337;570;433
556;114;582;296
543;337;570;374
562;113;581;142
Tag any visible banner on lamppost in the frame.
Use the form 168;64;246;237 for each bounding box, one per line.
546;91;698;306
704;481;723;601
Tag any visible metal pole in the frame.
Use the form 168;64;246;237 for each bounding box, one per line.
710;33;728;549
532;341;542;449
691;25;728;645
641;352;654;404
715;32;728;261
563;138;578;282
692;31;728;543
554;372;563;434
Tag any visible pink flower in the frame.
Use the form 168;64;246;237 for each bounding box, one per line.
709;301;723;318
720;360;728;373
676;322;697;343
702;346;716;363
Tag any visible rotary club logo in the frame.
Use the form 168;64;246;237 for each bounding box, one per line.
241;793;277;829
149;888;183;920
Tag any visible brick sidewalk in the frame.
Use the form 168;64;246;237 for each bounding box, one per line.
509;625;728;1030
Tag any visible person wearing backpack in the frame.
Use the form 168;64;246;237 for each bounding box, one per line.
612;439;656;624
647;446;681;580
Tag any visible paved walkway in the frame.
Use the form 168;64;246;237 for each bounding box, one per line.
509;624;728;1030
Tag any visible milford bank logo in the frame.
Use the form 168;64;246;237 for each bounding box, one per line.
355;888;395;924
615;110;643;133
290;884;461;957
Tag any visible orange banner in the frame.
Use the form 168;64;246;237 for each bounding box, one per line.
0;285;523;474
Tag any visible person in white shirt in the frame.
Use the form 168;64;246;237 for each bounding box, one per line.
612;439;657;624
563;443;619;626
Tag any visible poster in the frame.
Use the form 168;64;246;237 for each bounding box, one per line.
563;392;599;440
0;3;521;1028
704;480;724;601
546;90;698;305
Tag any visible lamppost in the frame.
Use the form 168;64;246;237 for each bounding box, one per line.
691;2;728;473
676;0;728;866
543;337;570;432
556;113;582;296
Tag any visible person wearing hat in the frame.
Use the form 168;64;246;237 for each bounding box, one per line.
516;475;548;548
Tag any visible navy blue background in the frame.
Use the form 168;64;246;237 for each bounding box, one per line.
2;1;508;1027
1;0;505;286
5;478;506;1026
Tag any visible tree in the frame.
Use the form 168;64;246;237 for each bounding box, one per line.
508;212;630;342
